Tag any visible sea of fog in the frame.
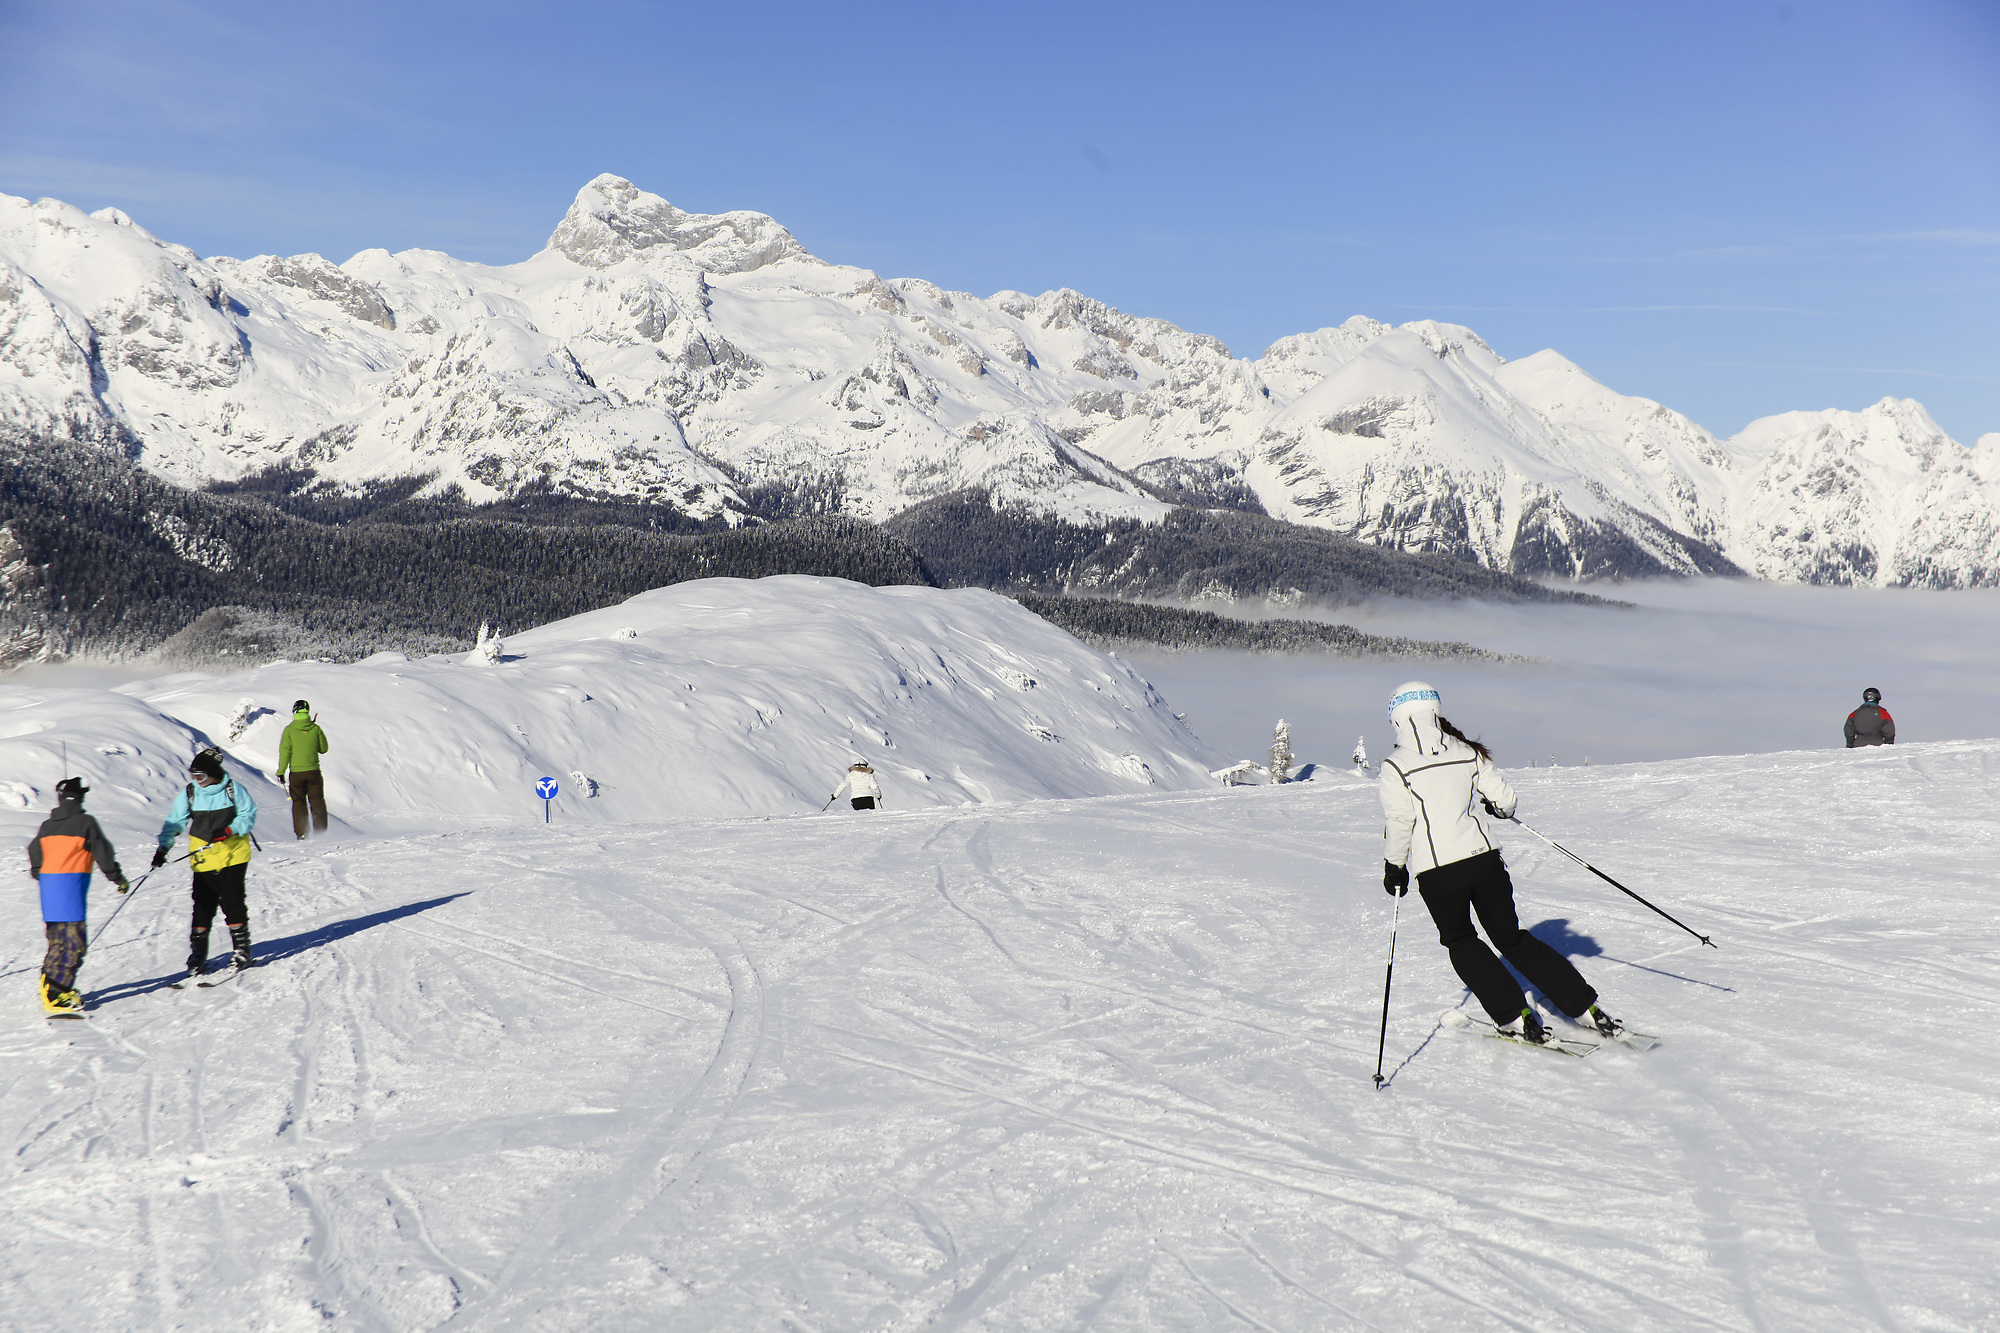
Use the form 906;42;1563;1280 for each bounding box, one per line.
9;579;1997;780
1129;579;2000;771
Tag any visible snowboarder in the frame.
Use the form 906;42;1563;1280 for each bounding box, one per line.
829;762;884;811
1844;687;1895;748
276;698;331;838
25;777;128;1015
152;748;259;980
1378;681;1619;1045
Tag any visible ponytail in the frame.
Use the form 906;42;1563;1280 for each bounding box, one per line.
1436;716;1492;762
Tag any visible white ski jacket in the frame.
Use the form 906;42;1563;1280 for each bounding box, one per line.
1379;697;1516;876
831;768;882;802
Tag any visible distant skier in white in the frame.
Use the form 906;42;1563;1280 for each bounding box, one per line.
1378;681;1619;1045
829;762;883;811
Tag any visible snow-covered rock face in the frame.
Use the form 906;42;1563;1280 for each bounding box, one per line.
547;173;815;275
0;577;1222;828
2;178;1995;584
1728;399;2000;587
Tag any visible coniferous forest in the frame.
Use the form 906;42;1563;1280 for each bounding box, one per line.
3;435;1557;669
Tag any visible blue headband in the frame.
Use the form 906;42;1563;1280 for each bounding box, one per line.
1388;688;1440;718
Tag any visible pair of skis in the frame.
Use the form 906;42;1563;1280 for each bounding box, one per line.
1441;1008;1659;1058
168;961;253;991
44;960;251;1020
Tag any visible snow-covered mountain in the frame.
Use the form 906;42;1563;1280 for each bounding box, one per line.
5;176;1997;586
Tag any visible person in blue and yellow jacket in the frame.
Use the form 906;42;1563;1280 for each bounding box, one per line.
26;776;128;1015
152;747;259;980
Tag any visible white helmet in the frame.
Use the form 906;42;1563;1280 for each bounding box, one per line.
1388;681;1440;723
1389;681;1446;754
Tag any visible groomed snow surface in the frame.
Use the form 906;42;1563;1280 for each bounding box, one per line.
5;581;1999;1330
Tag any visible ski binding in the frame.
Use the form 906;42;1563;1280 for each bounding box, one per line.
1441;1009;1598;1057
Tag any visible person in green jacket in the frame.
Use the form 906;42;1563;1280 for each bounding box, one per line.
276;699;331;838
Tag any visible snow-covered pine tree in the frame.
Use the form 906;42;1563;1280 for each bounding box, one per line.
1269;719;1293;785
1350;734;1368;770
226;697;259;741
470;621;504;666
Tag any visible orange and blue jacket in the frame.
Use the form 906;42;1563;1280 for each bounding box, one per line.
28;798;126;923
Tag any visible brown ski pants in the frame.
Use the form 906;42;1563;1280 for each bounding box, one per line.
288;771;329;838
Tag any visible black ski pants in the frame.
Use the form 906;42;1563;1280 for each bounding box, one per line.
190;861;249;929
1418;849;1596;1025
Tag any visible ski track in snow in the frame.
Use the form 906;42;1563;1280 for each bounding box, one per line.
4;745;1999;1330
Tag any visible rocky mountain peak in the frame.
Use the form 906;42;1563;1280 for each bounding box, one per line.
547;174;818;275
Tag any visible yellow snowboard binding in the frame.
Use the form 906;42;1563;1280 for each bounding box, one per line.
39;975;85;1017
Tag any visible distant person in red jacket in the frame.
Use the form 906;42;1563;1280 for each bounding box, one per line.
1845;688;1895;748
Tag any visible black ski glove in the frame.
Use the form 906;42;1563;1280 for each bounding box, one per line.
1383;861;1409;896
150;845;169;869
1481;798;1514;820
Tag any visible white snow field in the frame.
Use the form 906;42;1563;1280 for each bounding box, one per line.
3;582;1997;1328
0;577;1220;840
2;743;1997;1331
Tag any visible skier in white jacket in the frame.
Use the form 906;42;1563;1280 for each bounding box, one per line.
829;762;884;811
1379;681;1619;1045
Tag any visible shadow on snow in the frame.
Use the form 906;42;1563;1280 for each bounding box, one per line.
86;892;472;1005
1530;917;1735;993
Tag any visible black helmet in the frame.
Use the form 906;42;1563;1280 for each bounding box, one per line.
55;776;88;801
293;699;311;713
1862;687;1881;705
189;747;225;780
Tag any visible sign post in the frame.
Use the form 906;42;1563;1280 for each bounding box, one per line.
536;776;559;823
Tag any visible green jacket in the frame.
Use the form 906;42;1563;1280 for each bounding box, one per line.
278;714;329;775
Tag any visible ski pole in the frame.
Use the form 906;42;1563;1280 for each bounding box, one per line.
1507;817;1717;948
1371;890;1403;1087
820;797;836;812
88;848;199;948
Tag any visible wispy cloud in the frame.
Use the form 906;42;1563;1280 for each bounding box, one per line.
1705;361;2000;383
1390;303;1831;316
1590;230;2000;266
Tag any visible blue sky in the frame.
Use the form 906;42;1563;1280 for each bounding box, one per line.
4;0;1996;442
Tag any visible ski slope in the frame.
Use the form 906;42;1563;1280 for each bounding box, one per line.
4;737;1996;1330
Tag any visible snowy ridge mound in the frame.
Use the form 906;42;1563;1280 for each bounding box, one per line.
0;578;1223;831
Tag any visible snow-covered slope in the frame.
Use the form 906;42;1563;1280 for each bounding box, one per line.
0;577;1220;830
4;722;1995;1327
5;177;1997;583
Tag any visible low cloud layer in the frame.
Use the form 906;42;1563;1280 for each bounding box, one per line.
1134;580;2000;770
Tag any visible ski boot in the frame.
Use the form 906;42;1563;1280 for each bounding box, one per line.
1498;1007;1548;1044
187;926;211;982
227;924;255;972
1573;1004;1623;1039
